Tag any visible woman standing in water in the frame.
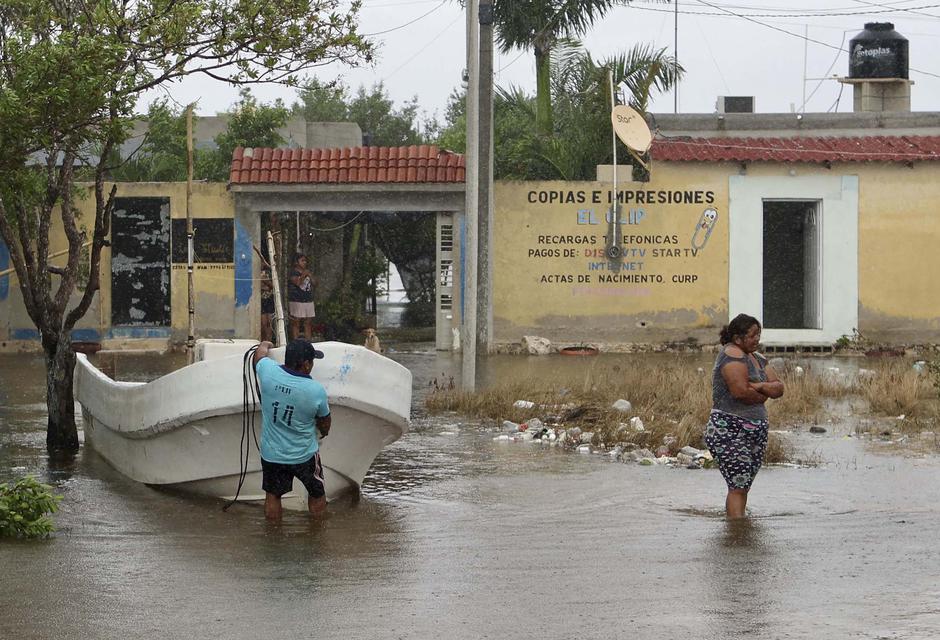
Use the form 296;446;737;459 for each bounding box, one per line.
705;314;784;518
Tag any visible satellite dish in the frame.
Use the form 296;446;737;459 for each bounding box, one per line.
611;105;652;153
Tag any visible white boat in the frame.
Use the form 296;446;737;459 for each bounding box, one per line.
74;339;412;509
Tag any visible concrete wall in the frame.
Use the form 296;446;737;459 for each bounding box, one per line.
122;116;358;158
648;111;940;138
306;122;362;149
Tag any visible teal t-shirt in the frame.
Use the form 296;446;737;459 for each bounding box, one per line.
256;357;331;464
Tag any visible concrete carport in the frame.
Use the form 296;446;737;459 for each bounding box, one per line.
228;145;466;348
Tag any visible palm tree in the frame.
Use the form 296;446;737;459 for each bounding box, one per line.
555;42;683;114
496;42;683;180
493;1;670;136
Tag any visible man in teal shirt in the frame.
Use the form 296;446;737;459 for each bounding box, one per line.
253;339;331;521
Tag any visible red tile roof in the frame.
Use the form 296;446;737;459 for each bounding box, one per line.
229;145;466;184
650;135;940;163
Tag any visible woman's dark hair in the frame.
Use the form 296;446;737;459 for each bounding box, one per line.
293;252;307;264
719;313;761;345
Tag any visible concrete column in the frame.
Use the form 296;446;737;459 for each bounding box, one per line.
233;200;260;340
477;1;495;355
462;0;479;391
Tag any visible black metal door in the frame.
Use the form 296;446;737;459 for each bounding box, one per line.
111;197;171;326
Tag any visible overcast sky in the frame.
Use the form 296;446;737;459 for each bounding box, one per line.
146;0;940;125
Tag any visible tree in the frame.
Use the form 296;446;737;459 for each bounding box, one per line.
199;90;291;182
348;84;424;146
296;78;351;123
494;0;620;136
110;99;190;182
534;42;683;180
434;42;682;181
0;0;371;452
111;91;292;183
435;88;467;154
295;79;435;327
295;79;424;146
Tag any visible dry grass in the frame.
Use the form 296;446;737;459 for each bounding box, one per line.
859;360;938;418
431;359;711;455
767;369;857;426
427;356;940;463
764;432;794;464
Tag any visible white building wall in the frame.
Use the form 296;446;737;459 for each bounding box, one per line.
728;174;859;345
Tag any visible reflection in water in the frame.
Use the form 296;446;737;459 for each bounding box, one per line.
45;449;79;484
721;517;762;548
704;518;772;640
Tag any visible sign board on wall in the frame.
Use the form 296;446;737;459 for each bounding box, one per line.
493;181;728;343
171;218;234;264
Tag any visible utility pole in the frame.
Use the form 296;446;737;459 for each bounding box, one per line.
478;0;494;356
462;0;480;391
674;0;679;113
185;104;196;362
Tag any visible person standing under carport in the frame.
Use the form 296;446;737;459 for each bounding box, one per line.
287;253;316;339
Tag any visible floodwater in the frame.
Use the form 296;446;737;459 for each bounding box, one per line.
2;348;940;639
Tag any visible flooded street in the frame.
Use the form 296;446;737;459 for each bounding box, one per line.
2;349;940;639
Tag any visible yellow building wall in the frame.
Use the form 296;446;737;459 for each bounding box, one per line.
851;164;940;341
99;182;236;340
0;182;235;350
740;162;940;342
494;160;940;347
494;170;729;346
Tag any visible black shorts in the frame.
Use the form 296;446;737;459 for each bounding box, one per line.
261;452;325;498
261;297;275;314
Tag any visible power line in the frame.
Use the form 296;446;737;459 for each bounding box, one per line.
800;30;851;112
847;0;940;18
694;17;731;93
361;0;440;6
360;0;448;36
497;50;527;74
383;12;464;80
627;4;940;34
630;0;940;18
681;0;925;10
687;0;940;79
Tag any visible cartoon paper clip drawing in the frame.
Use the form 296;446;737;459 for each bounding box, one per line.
691;207;718;250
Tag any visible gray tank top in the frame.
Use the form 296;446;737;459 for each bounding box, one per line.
712;349;768;422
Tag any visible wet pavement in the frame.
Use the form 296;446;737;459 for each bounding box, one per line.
2;348;940;639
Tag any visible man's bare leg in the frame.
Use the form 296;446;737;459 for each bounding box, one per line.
308;495;326;517
265;492;283;521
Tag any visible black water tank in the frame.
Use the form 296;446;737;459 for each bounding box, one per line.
849;23;908;79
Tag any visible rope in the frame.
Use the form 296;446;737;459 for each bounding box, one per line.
222;344;262;511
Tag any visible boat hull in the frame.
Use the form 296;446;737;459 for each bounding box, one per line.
75;341;411;509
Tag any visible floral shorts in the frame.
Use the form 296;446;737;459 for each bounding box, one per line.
704;410;769;490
